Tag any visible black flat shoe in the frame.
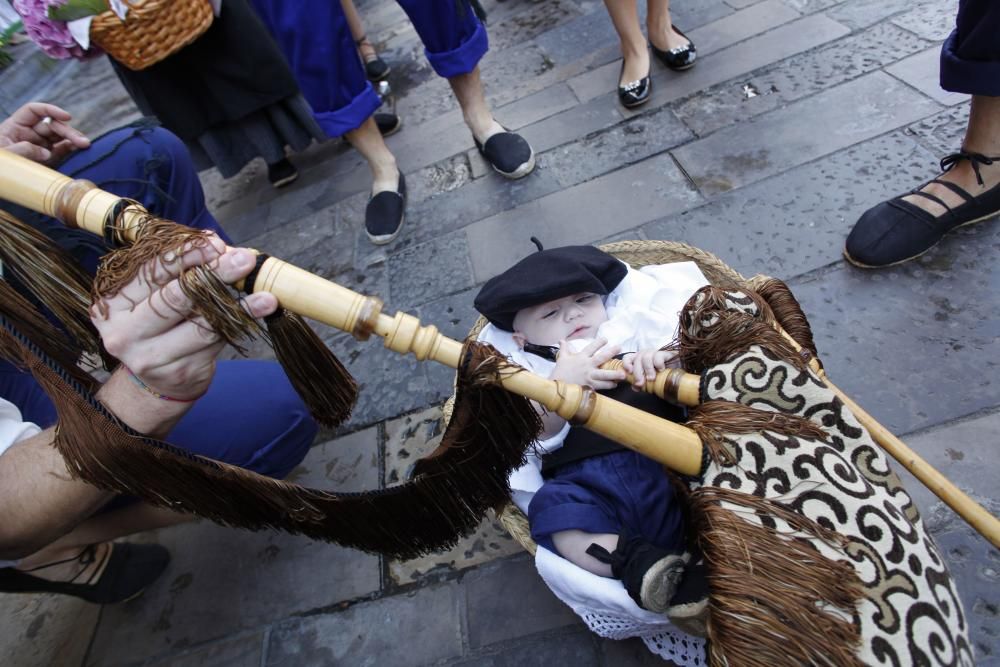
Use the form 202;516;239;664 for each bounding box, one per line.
365;56;391;82
267;158;299;188
374;112;402;138
0;543;170;604
618;61;651;109
651;26;697;71
844;151;1000;268
474;129;535;179
365;173;406;245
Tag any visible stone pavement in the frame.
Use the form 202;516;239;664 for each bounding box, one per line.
1;0;998;664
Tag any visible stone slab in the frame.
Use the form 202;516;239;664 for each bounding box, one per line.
322;330;442;430
146;631;265;667
643;130;942;278
782;0;842;13
891;411;1000;661
0;593;98;667
265;583;463;666
891;1;958;42
87;429;382;666
519;95;623;155
544;104;694;189
448;627;601;666
388;231;474;306
886;47;969;107
824;0;919;30
382;407;522;586
672;71;942;196
485;0;585;53
466;152;703;283
674;21;932;137
533;7;624;66
905;103;971;157
786;225;1000;437
463;555;581;649
494;83;580;132
393;162;565;254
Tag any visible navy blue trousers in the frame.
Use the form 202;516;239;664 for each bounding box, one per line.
1;124;317;480
528;450;685;556
940;0;1000;96
251;0;488;137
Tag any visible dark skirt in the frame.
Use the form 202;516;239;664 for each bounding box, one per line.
110;0;324;176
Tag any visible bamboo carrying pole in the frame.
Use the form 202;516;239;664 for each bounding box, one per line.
0;151;704;476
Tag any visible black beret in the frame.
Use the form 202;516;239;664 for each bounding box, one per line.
474;245;627;331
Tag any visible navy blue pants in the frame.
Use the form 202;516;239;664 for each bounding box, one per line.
251;0;488;137
528;450;685;556
1;124;317;481
940;0;1000;96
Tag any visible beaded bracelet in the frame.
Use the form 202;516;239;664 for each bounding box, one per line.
124;366;201;403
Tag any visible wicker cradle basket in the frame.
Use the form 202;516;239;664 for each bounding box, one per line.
443;239;765;555
90;0;213;70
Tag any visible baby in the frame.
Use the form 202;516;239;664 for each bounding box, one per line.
475;245;704;618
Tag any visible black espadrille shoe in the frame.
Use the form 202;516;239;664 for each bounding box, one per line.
365;173;406;245
844;151;1000;268
474;130;535;180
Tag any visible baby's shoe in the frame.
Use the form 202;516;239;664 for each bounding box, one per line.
587;532;686;613
665;557;710;637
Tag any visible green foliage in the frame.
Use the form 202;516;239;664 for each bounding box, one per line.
0;21;24;70
47;0;108;22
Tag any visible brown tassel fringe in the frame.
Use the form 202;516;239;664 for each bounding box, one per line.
675;286;806;374
93;217;265;354
0;210;101;356
690;485;865;667
0;283;98;392
5;324;540;560
686;400;830;467
95;217;359;422
265;309;358;429
752;277;820;360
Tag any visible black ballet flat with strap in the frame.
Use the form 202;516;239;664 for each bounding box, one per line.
0;542;170;604
844;151;1000;268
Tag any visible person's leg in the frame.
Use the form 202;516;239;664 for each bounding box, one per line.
346;116;400;196
552;530;618;577
896;95;1000;218
4;359;316;579
341;0;391;81
603;0;649;87
844;0;1000;268
396;0;534;177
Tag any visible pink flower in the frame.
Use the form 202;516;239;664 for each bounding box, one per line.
12;0;102;60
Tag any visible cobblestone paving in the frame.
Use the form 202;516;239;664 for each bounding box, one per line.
1;0;998;664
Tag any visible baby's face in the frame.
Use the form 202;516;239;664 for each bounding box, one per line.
511;292;608;347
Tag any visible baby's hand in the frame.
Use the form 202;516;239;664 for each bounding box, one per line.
622;348;679;390
550;337;626;390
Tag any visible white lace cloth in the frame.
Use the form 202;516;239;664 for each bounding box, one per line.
478;261;708;664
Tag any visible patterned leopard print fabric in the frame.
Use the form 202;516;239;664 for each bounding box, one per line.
684;287;973;666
